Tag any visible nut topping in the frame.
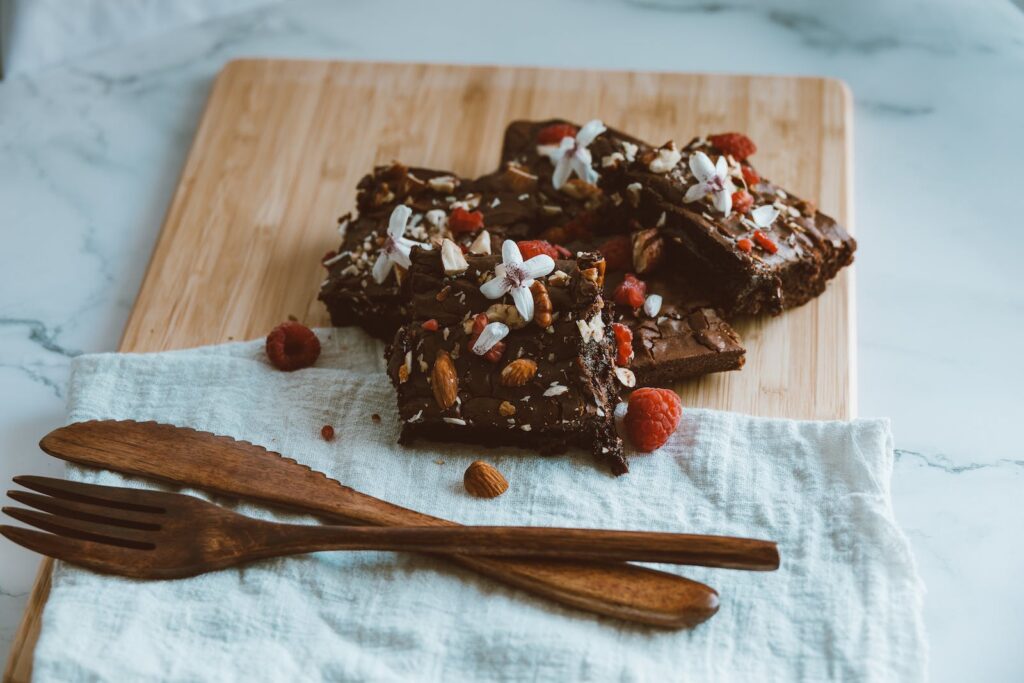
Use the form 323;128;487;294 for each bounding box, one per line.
431;350;458;410
463;461;509;498
498;400;517;417
631;228;664;275
530;281;553;328
501;358;538;387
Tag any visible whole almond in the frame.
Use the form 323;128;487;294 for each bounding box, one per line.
431;350;458;410
464;461;509;498
501;358;538;387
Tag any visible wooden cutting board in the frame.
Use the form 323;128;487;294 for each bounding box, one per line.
4;59;854;681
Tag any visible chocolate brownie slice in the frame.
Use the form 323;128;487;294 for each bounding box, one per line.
386;245;628;475
318;163;475;339
609;135;856;316
606;272;745;387
501;120;746;385
320;161;602;341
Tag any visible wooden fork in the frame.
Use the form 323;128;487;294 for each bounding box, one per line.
1;476;780;579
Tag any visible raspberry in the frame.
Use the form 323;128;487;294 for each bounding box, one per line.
741;165;760;187
321;425;335;441
611;323;634;367
265;321;321;371
753;230;778;254
599;235;632;271
613;274;647;309
421;319;439;332
709;132;757;161
536;123;578;145
736;238;753;253
449;207;484;234
517;240;561;261
624;388;683;452
731;190;753;214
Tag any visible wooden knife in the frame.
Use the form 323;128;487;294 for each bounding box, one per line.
39;419;720;628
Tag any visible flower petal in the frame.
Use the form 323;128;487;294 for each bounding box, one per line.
552;154;573;190
390;243;413;269
575;119;607;147
510;285;535;322
684;182;708;203
521;254;555;279
750;205;780;228
689;151;716;182
712;189;732;215
501;239;523;266
388;205;412;239
572;150;599;185
714;155;729;180
371;251;393;284
480;265;510;299
472;322;510;355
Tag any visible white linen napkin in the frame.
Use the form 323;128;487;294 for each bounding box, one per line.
30;329;927;682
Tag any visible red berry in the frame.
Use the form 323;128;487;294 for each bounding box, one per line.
471;313;488;336
265;321;321;371
736;238;753;253
449;207;484;234
611;323;634;367
536;123;578;145
421;319;439;332
753;230;778;254
741;165;760;187
709;132;757;161
517;240;561;261
613;274;647;309
624;388;683;453
731;190;754;214
599;235;632;271
321;425;335;441
483;342;506;363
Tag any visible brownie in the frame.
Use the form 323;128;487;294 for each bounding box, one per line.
501;121;746;385
386;247;628;475
606;272;745;387
318;163;476;339
320;161;601;340
608;137;857;316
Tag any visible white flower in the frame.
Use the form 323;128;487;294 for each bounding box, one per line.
372;206;430;284
538;119;607;190
683;151;734;215
479;240;555;321
750;204;780;228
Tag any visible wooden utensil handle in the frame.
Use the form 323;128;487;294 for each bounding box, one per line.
259;525;780;570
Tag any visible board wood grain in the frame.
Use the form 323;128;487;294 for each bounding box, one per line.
5;59;854;681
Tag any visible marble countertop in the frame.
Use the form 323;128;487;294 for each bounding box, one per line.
1;0;1022;679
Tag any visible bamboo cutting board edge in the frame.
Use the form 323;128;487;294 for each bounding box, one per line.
5;59;855;682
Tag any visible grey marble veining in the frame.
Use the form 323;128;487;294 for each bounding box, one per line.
1;0;1022;680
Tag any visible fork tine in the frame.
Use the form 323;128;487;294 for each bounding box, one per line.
2;506;155;549
13;476;166;513
0;524;145;575
7;490;161;530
